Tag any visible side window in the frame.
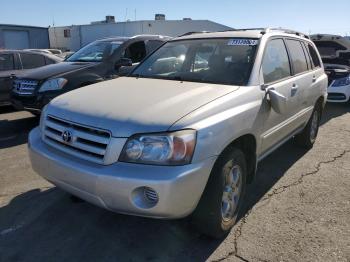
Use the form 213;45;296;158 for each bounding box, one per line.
146;40;164;54
45;57;56;65
308;44;321;68
301;42;311;70
124;41;146;63
262;39;291;84
0;54;15;71
20;53;46;69
285;40;308;74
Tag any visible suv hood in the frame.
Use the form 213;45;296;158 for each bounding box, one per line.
46;77;239;137
15;62;97;80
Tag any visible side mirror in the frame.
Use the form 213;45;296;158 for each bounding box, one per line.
115;58;133;70
267;88;288;115
118;63;138;76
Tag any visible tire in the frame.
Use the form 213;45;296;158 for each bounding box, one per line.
295;103;322;149
191;147;247;238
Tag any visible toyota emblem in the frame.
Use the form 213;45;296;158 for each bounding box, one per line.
62;130;72;143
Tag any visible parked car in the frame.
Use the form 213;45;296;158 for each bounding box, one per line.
311;34;350;102
0;50;62;107
25;49;63;56
28;28;327;238
11;35;171;115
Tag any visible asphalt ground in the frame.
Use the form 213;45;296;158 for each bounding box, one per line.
0;103;349;262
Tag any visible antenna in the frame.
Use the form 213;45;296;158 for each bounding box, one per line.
124;8;128;21
134;9;137;21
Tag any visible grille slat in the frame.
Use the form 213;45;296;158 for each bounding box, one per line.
43;115;111;164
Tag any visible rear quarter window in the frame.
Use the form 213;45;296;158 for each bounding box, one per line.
308;44;322;68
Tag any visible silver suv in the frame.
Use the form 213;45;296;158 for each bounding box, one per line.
28;28;327;238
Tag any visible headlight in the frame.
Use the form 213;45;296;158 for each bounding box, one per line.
38;78;68;92
332;75;350;87
119;130;196;165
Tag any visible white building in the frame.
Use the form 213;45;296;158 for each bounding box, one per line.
49;16;232;51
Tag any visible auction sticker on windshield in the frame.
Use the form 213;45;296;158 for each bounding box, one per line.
227;39;258;46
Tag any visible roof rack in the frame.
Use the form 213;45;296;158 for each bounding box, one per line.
266;28;310;39
178;31;211;37
219;27;310;39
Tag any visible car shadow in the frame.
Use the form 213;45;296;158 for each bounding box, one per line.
0;114;38;149
320;102;350;126
0;104;349;261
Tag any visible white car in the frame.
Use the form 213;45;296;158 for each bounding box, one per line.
324;64;350;102
311;34;350;102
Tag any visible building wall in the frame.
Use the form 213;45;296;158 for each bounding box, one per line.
0;25;49;49
49;20;232;51
48;25;81;51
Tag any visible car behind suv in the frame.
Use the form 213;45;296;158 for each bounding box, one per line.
28;28;327;238
311;34;350;102
11;35;170;115
0;50;62;106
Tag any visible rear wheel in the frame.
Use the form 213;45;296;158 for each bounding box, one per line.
295;103;321;148
191;147;247;238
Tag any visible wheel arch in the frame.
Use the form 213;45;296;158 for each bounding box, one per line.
216;134;257;184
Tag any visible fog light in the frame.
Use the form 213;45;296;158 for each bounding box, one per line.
143;187;159;204
131;186;159;209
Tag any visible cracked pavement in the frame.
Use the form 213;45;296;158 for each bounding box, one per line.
0;104;350;262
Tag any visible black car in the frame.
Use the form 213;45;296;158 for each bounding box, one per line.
0;50;62;106
11;35;171;114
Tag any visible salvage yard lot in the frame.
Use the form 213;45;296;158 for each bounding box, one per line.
0;104;349;262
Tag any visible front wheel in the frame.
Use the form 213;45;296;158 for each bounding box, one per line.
295;104;321;148
191;147;247;238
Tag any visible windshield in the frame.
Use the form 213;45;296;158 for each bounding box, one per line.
67;41;123;62
131;38;258;86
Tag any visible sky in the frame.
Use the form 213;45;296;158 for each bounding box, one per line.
1;0;350;35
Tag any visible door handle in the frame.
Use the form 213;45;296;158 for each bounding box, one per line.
291;83;298;96
312;75;317;83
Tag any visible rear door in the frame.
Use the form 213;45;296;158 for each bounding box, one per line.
260;38;300;153
285;39;319;125
0;53;16;104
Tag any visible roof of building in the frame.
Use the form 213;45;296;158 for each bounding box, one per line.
0;24;48;29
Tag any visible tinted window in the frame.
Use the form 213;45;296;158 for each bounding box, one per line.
286;40;308;74
308;44;321;68
301;42;311;69
262;39;291;83
0;54;14;71
20;53;46;69
146;40;164;54
124;41;146;63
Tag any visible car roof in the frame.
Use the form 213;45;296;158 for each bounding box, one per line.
173;28;311;42
0;49;63;61
97;35;171;43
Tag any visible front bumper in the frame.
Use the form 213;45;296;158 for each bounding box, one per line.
11;92;54;113
327;84;350;103
28;127;216;219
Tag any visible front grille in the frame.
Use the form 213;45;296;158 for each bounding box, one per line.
327;93;347;101
43;115;111;164
13;79;38;95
